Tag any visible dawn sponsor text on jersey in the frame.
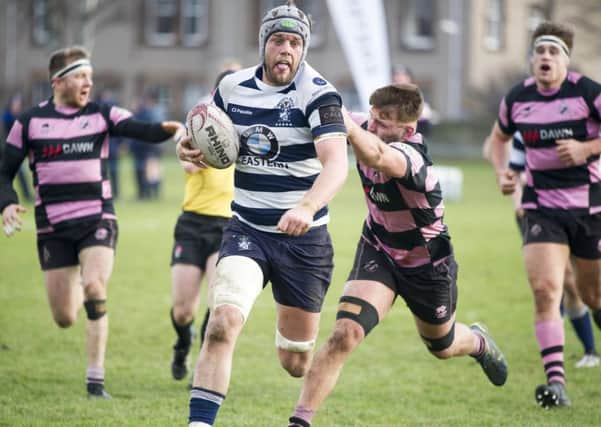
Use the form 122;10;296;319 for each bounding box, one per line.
522;128;573;144
42;141;94;158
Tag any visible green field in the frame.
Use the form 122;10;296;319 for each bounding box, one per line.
1;157;598;426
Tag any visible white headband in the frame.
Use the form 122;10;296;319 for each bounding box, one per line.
51;59;92;81
533;35;570;57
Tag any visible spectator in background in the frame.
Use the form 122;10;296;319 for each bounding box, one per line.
392;64;437;137
97;90;123;199
130;92;165;200
2;93;32;202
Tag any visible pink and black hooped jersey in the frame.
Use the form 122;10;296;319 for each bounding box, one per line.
0;97;171;233
498;72;601;216
357;131;452;270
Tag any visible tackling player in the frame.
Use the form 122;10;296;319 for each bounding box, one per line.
288;83;508;427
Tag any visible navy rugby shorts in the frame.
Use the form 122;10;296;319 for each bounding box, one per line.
218;217;334;313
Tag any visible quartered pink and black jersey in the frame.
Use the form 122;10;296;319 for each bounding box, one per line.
498;72;601;216
357;132;451;270
0;98;171;233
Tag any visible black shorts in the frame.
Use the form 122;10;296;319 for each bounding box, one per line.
348;238;458;324
36;219;118;270
170;211;230;269
523;210;601;259
218;217;334;313
515;214;527;242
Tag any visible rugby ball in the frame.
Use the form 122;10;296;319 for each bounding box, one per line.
186;103;239;169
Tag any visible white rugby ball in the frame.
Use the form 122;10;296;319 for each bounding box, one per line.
186;103;239;169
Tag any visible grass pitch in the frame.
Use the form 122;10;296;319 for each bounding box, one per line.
0;157;598;426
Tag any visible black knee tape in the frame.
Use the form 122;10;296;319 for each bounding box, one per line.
421;322;455;352
84;299;107;320
336;296;379;336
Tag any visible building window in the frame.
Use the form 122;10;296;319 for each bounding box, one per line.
145;0;178;46
32;0;51;45
259;0;325;48
401;0;435;51
181;0;209;46
31;79;52;104
183;82;209;112
484;0;505;51
145;0;208;47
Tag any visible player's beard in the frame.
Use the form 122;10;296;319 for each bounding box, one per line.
263;60;298;86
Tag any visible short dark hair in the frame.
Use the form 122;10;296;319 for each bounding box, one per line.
48;46;90;80
369;83;424;123
532;22;574;52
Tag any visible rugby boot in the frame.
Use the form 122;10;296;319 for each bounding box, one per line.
87;382;112;399
470;323;508;386
288;416;311;427
171;343;190;380
535;381;571;408
575;352;600;368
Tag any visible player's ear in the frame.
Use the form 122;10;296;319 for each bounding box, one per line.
402;125;415;139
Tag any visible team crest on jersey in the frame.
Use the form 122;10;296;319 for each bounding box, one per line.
79;118;90;129
275;97;294;126
41;123;51;134
559;103;569;115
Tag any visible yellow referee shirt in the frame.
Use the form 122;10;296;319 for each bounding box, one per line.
182;165;234;218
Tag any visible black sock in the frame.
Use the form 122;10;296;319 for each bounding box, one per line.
200;309;210;347
170;308;193;348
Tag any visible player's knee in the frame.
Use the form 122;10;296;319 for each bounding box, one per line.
328;320;364;354
53;312;77;328
532;287;556;312
172;304;194;325
211;256;263;322
83;278;106;300
336;296;379;337
205;307;243;345
421;323;455;359
280;353;311;378
84;299;107;320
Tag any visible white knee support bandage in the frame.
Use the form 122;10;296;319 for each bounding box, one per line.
275;328;316;353
210;256;263;322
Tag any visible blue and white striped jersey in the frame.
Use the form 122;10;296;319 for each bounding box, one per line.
214;62;346;232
